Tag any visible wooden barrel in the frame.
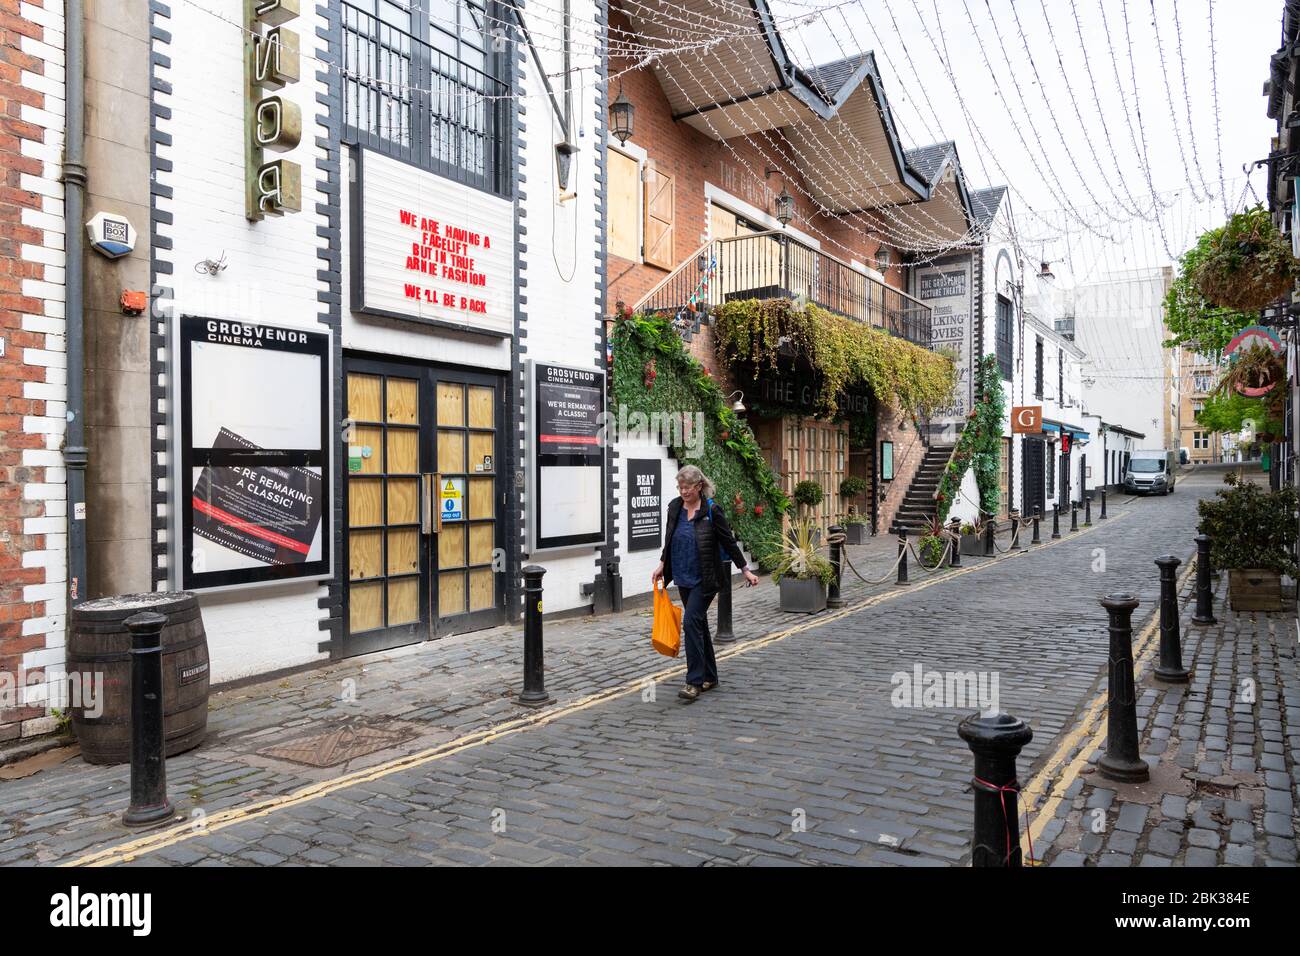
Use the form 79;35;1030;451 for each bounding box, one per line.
67;592;210;765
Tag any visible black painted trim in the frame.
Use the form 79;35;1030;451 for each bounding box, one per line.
149;2;173;592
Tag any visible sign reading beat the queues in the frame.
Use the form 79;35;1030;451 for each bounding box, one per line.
177;316;331;590
352;147;513;337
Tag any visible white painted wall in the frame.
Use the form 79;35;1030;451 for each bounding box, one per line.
155;0;332;682
614;440;674;597
513;2;608;614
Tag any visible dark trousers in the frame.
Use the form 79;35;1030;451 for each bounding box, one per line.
677;585;718;687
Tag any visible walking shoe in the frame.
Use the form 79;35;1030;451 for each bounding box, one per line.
677;684;702;702
701;680;719;692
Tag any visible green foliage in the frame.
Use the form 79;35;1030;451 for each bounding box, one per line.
1163;210;1283;356
959;522;977;535
918;533;945;568
1195;389;1283;440
761;517;835;585
793;480;824;510
934;355;1007;523
839;475;868;500
51;708;72;736
1192;205;1300;311
712;298;955;419
612;313;787;557
1196;472;1299;576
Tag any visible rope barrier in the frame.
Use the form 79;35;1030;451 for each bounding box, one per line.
906;538;954;573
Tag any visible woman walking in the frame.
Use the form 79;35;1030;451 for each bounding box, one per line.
652;465;758;702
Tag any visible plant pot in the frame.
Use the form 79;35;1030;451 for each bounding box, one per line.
779;576;827;614
960;534;982;556
1228;569;1285;612
844;523;866;545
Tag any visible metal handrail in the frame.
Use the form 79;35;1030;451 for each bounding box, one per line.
632;231;933;349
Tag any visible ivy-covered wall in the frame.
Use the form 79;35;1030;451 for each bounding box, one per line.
936;355;1007;523
612;314;788;560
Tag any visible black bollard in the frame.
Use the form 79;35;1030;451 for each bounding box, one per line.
1031;507;1041;545
1070;501;1079;532
958;712;1034;867
122;611;175;827
896;527;909;585
983;514;995;557
827;524;844;609
1192;533;1217;625
1097;593;1150;783
1010;509;1021;551
518;565;555;707
1084;493;1092;527
948;517;962;568
1154;555;1190;683
1051;504;1061;540
1099;487;1108;520
715;562;736;644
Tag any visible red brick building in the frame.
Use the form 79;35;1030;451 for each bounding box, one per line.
0;0;67;740
607;0;975;534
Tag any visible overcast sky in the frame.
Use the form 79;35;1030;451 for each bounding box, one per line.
768;0;1280;279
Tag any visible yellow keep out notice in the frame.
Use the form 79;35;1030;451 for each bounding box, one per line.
441;477;464;521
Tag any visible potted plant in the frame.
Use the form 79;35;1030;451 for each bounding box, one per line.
1197;473;1299;611
793;478;825;543
839;476;869;544
843;509;869;545
762;517;834;614
917;529;945;569
959;521;982;556
1192;205;1300;311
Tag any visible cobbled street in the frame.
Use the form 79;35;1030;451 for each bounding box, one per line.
3;465;1296;867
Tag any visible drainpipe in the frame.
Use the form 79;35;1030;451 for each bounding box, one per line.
63;0;88;603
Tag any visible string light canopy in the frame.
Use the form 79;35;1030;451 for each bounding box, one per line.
610;89;634;145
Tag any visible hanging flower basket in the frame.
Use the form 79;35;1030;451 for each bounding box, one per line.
1220;343;1285;403
1191;205;1300;311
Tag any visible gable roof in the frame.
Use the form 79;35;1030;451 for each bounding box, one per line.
970;186;1009;231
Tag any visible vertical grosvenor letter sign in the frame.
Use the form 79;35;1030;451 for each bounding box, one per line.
245;0;302;220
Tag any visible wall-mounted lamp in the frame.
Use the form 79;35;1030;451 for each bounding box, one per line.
555;140;578;193
775;187;794;227
727;390;746;412
609;89;634;145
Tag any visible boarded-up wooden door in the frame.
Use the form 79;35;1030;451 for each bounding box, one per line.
643;167;675;269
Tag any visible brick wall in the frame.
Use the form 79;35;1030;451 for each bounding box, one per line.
606;9;904;312
0;0;67;741
875;413;928;533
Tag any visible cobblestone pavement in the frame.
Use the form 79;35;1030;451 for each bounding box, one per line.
3;465;1295;866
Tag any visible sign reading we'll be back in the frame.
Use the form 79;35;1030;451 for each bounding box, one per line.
351;148;514;337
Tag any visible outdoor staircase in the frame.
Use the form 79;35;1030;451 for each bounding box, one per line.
892;442;956;536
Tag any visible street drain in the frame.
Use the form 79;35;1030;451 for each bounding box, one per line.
259;721;417;768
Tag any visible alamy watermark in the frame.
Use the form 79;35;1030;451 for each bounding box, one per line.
597;404;706;460
890;663;999;715
0;668;103;719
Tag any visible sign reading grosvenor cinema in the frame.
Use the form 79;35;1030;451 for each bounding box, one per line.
351;148;513;337
176;316;331;590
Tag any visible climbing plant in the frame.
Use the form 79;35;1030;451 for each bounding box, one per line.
712;299;955;419
934;355;1006;523
612;312;788;559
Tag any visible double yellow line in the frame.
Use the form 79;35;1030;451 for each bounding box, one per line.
1020;556;1199;858
67;509;1132;867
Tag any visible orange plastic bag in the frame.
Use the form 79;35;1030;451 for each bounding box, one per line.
651;580;682;658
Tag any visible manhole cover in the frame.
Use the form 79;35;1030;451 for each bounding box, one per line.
259;722;416;768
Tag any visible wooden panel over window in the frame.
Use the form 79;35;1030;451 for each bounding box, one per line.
609;149;640;261
644;166;675;270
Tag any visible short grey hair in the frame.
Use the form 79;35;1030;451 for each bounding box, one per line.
675;465;715;500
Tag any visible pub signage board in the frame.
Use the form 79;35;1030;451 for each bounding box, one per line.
175;316;331;590
526;361;606;552
626;459;662;552
351;147;513;337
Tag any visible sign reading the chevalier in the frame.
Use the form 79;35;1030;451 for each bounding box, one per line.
526;361;605;552
177;316;331;590
245;0;303;220
352;147;513;337
627;459;662;552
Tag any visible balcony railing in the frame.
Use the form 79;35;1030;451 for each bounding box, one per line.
634;232;932;349
341;2;508;195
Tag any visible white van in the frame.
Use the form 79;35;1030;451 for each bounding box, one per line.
1123;449;1177;495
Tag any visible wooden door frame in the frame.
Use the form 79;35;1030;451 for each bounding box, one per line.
339;353;508;659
